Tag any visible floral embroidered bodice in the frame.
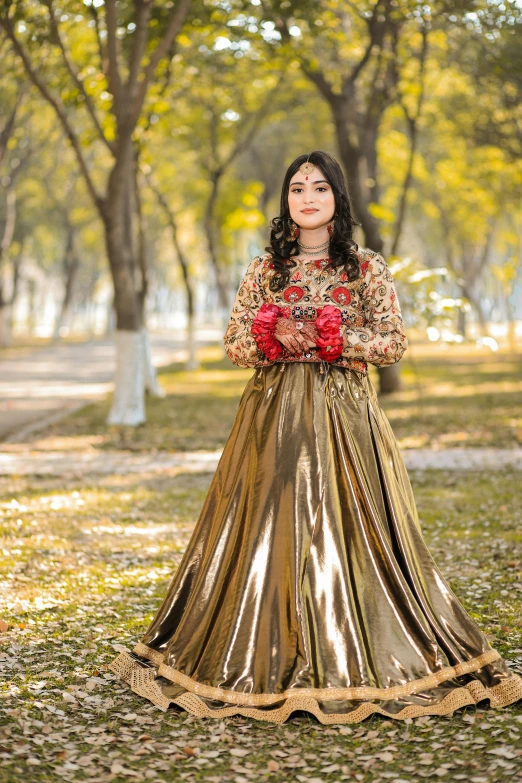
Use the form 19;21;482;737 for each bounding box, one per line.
223;247;408;374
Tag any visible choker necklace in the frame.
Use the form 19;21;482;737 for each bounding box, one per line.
297;239;330;255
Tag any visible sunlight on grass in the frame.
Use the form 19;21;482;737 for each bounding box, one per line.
10;346;522;453
0;468;521;783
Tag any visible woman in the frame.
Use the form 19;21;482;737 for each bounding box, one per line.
110;150;522;724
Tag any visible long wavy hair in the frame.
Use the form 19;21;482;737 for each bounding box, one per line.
264;150;361;293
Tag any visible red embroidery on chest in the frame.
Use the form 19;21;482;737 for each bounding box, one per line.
331;286;351;305
360;259;370;275
283;285;304;303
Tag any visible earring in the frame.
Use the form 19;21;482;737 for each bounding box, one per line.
327;213;337;237
285;217;300;242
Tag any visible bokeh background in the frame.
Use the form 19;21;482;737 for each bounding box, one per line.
1;3;522;782
0;0;521;429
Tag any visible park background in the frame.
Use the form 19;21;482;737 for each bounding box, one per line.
1;2;522;783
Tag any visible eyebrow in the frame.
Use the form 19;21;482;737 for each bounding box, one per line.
290;180;329;186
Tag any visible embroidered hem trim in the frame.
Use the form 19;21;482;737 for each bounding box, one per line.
124;642;508;705
109;649;522;725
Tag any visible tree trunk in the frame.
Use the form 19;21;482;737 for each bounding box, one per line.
378;364;403;394
4;249;22;347
457;307;467;338
103;149;145;425
331;95;384;252
204;175;230;316
147;172;200;371
390;116;416;256
140;327;165;397
186;309;199;370
0;185;17;347
0;304;11;348
53;227;79;340
461;283;489;338
107;329;146;426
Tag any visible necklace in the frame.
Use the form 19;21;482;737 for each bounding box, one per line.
298;239;329;249
297;239;330;255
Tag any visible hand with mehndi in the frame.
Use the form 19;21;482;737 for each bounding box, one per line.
274;317;317;355
299;321;319;345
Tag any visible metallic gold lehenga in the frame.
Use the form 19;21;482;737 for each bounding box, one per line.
110;362;522;723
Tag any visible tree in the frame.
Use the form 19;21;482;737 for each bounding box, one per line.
1;0;192;424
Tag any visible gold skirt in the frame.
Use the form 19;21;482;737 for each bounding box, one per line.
110;362;522;724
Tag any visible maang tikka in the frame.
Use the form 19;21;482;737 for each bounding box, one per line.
301;154;337;236
285;154;315;242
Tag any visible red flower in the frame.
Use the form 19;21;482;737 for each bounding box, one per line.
315;305;343;361
251;303;284;360
283;285;304;303
331;286;351;305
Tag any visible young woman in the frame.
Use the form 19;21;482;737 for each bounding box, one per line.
110;151;522;724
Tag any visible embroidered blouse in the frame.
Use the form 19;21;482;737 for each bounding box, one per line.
223;247;408;374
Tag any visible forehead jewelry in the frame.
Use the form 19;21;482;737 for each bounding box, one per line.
299;154;315;180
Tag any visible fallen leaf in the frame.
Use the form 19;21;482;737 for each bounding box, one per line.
110;761;139;776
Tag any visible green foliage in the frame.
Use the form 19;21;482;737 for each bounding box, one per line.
1;0;520;333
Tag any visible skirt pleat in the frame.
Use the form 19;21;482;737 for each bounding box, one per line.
109;362;522;723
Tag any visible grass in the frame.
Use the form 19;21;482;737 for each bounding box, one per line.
0;334;100;360
1;468;521;783
29;344;522;453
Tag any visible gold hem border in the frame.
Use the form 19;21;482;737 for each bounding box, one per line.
109;651;522;725
129;641;505;707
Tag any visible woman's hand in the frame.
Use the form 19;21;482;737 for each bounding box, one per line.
274;318;317;355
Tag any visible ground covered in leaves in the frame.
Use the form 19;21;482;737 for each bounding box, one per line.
31;346;522;453
1;467;522;783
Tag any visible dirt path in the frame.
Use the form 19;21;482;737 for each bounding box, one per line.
0;446;521;476
0;332;189;442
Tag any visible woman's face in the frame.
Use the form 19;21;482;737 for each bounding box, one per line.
288;167;336;230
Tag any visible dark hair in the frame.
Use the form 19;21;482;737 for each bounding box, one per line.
264;150;361;293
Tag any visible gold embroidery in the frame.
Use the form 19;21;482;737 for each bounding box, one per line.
222;249;407;372
127;642;503;706
109;650;522;724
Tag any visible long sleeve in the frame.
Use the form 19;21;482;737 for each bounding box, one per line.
340;253;408;367
223;256;266;368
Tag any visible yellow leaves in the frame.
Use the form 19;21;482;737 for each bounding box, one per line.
368;202;395;224
224;207;263;232
241;192;259;209
422;202;441;220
